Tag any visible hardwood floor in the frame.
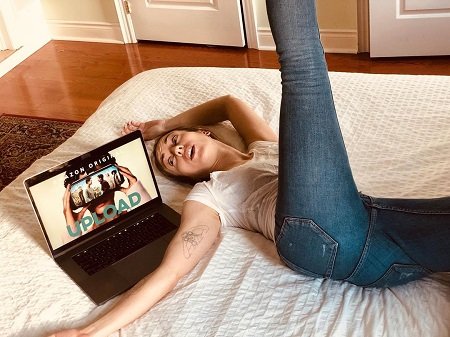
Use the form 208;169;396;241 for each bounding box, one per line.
1;40;450;122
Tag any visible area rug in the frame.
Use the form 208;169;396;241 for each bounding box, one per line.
0;115;82;191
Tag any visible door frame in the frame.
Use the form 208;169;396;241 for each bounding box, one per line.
113;0;259;48
113;0;137;44
357;0;370;53
0;0;22;50
0;0;50;78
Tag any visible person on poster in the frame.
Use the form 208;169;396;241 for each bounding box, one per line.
83;176;96;203
62;155;152;242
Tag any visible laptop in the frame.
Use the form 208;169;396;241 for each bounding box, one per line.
24;130;180;305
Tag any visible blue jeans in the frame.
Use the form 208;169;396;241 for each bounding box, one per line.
267;0;450;287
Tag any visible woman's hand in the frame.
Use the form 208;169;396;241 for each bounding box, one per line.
63;184;90;234
116;165;137;194
121;120;166;141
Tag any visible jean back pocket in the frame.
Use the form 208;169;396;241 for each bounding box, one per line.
276;217;338;278
366;263;431;288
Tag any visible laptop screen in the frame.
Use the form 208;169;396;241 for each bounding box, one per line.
25;132;159;252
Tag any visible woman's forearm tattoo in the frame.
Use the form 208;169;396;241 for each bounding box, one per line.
181;225;209;259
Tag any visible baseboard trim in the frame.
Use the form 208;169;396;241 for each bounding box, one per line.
320;29;358;54
0;36;50;78
256;28;276;51
257;27;358;54
46;20;124;44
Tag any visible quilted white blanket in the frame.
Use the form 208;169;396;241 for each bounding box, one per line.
1;68;449;337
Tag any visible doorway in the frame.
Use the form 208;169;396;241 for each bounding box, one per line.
127;0;246;47
0;0;50;78
114;0;259;48
0;1;19;63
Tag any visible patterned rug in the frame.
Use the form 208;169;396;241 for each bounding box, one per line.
0;115;82;191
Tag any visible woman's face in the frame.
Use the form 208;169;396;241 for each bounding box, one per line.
155;130;218;180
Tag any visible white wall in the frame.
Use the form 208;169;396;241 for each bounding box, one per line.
316;0;357;30
0;0;51;77
41;0;118;22
40;0;123;44
252;0;359;53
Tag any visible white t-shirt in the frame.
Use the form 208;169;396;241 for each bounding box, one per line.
185;141;278;242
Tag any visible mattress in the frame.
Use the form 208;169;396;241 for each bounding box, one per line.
1;67;449;337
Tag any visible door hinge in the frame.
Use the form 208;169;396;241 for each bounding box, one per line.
123;0;131;14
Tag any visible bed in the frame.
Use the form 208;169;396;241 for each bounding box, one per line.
1;67;449;337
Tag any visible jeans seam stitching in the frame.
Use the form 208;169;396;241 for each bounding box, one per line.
365;263;432;287
344;208;376;281
365;263;397;288
326;241;338;278
370;203;450;214
275;217;289;246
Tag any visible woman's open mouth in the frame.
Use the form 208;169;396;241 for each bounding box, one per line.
187;145;195;160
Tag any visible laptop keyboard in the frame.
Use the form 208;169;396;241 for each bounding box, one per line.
73;213;177;275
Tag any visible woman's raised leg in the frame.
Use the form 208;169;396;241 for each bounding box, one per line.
267;0;449;286
266;0;369;280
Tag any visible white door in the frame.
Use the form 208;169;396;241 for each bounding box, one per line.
128;0;245;47
370;0;450;57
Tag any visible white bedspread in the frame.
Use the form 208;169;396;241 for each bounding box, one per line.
1;68;449;337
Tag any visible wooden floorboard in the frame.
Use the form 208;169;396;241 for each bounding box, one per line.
1;40;449;122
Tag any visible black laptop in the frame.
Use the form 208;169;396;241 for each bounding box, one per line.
24;130;180;305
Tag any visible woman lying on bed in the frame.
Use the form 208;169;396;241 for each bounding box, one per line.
49;1;450;336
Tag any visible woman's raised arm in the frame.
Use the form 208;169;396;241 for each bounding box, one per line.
122;95;277;146
48;200;221;337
